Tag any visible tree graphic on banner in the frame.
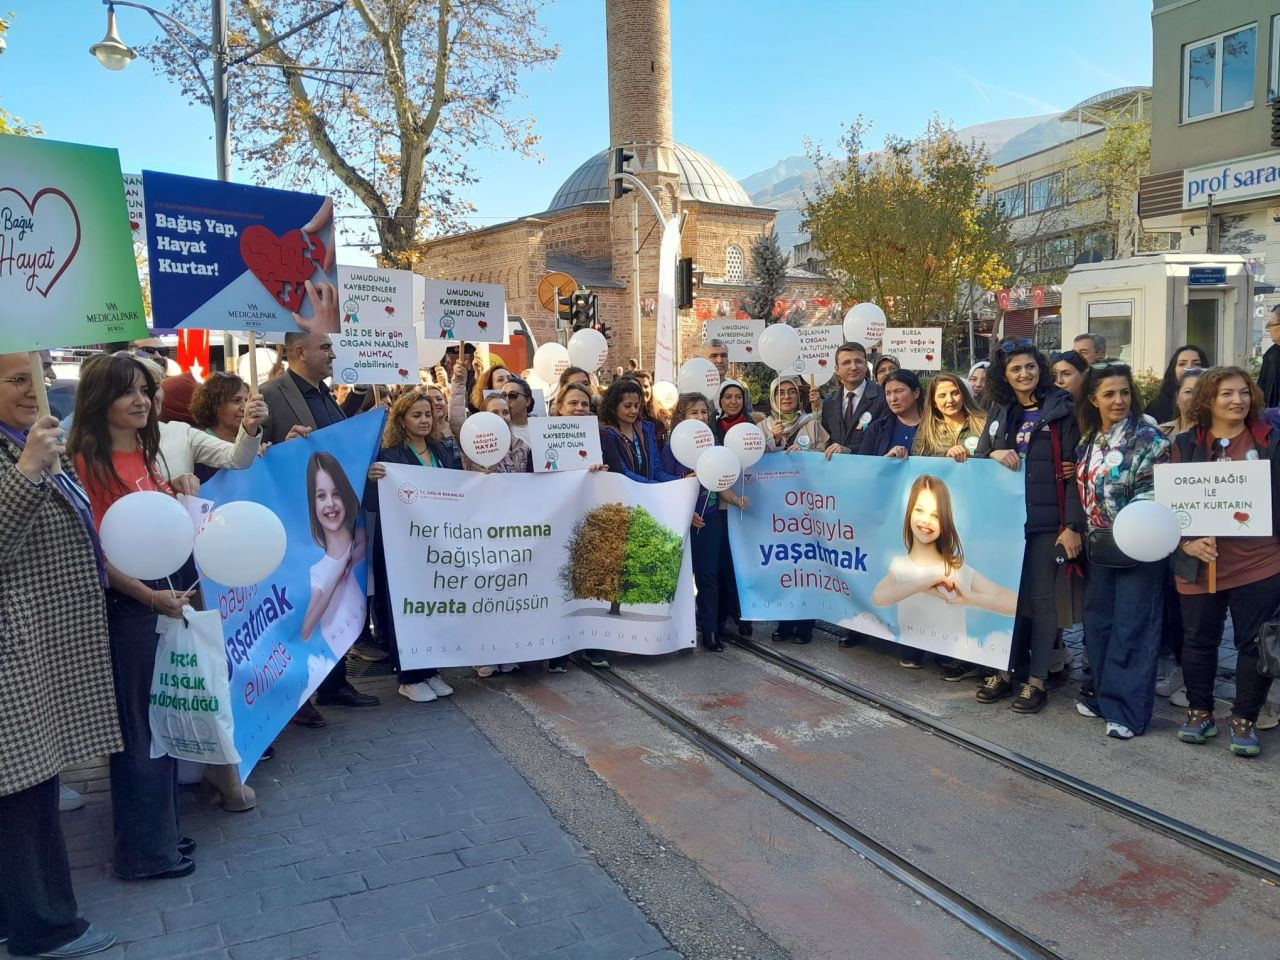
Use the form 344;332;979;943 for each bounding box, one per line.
561;503;682;615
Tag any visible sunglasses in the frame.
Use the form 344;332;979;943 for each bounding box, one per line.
1089;361;1131;373
999;338;1035;354
1048;351;1077;364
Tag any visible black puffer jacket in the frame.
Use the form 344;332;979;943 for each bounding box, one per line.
974;387;1084;535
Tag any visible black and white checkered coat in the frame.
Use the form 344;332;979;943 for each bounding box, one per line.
0;435;122;796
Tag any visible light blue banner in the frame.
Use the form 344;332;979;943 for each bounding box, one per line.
728;452;1027;670
198;411;385;774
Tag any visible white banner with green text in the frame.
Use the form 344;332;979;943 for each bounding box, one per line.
378;465;699;668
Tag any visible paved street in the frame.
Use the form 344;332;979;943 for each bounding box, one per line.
59;674;675;960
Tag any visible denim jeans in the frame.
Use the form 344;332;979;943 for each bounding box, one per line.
1179;571;1280;723
0;776;88;955
1081;559;1165;734
106;590;182;879
692;510;722;637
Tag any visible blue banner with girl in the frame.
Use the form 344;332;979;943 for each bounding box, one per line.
728;453;1027;670
197;411;384;774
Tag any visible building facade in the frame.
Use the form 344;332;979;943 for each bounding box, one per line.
1139;0;1280;339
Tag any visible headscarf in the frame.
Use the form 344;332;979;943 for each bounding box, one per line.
717;378;754;433
767;375;816;445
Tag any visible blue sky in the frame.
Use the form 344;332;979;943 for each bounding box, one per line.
4;0;1153;263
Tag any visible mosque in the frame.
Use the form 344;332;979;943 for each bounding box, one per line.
413;0;832;367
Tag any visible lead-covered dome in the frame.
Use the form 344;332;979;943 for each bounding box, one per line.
547;143;755;211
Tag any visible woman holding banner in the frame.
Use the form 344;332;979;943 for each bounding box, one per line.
366;392;457;703
973;339;1083;714
856;371;924;459
913;374;987;460
70;353;199;881
0;353;121;957
1170;367;1280;757
714;380;756;638
659;394;749;653
1073;363;1171;739
761;375;827;644
600;379;679;484
762;375;829;454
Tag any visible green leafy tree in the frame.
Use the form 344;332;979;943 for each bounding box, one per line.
560;503;681;615
144;0;558;266
1074;114;1151;258
803;116;1011;328
736;231;792;404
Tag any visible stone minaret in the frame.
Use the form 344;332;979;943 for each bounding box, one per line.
606;0;680;367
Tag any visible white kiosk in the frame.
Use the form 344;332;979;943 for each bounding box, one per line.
1060;253;1255;372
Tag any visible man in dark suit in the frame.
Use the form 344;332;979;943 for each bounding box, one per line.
1259;304;1280;409
259;332;380;725
812;342;887;457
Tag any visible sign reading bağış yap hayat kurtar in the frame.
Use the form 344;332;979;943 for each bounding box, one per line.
0;133;147;351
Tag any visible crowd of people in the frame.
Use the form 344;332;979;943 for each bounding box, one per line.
1;306;1279;956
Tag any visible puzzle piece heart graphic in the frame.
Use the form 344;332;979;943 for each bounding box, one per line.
0;186;82;298
239;225;327;313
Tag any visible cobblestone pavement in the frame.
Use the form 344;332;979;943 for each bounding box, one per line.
59;673;677;960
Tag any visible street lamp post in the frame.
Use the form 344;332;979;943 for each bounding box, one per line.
90;0;344;371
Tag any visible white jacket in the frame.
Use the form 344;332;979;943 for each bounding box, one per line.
157;420;260;479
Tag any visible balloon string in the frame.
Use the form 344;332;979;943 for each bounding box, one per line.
695;489;708;535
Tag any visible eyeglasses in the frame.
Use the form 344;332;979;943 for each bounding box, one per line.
999;338;1034;354
0;375;34;389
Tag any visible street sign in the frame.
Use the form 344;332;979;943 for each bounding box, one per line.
1188;267;1227;286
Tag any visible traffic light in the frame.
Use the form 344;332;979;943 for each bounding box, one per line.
613;146;636;200
557;291;574;329
1272;97;1280;148
676;257;694;310
570;290;594;330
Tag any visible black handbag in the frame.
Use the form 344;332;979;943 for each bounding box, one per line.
1085;527;1138;569
1257;613;1280;680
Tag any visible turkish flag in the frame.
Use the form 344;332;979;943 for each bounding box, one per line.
177;329;210;379
1032;285;1046;308
996;289;1011;311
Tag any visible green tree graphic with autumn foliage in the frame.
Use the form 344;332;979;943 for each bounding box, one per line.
560;503;683;615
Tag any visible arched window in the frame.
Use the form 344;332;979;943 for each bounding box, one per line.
725;244;745;284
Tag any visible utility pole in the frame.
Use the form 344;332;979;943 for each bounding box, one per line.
631;197;641;362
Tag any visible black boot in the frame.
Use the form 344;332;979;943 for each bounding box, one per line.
702;633;724;652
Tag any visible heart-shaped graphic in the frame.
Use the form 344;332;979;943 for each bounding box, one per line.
0;186;82;298
578;449;588;458
477;320;488;330
925;353;934;361
818;358;828;366
1234;511;1250;524
239;225;327;313
745;346;753;353
397;368;409;378
130;220;141;231
384;305;395;315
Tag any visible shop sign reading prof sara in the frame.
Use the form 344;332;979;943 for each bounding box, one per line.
1183;150;1280;209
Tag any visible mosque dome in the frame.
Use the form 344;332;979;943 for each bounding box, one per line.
547;143;755;211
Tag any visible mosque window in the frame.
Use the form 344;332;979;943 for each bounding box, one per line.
725;244;745;284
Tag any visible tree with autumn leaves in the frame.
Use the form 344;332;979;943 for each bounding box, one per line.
560;503;683;616
144;0;558;267
803;117;1011;330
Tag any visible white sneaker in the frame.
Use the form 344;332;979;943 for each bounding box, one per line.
1155;667;1183;697
1256;701;1280;731
1106;722;1135;740
1169;687;1189;708
498;663;518;673
398;682;437;703
474;665;497;678
426;675;454;697
58;784;86;811
1076;702;1100;718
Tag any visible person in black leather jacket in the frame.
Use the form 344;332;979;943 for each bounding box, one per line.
972;339;1084;714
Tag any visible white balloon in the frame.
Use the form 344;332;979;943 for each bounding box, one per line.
533;342;570;385
417;335;447;368
695;446;741;492
237;347;277;386
100;491;196;581
677;357;720;403
194;501;287;587
668;419;716;470
843;302;887;346
724;421;765;468
460;411;512;468
652;380;679;410
526;371;550;394
757;323;801;371
567;328;608;371
1112;500;1182;562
